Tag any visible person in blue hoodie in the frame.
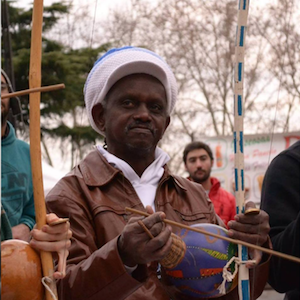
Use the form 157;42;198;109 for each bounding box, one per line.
1;69;72;279
1;69;35;242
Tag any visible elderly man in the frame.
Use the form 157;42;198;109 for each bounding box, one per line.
46;47;270;300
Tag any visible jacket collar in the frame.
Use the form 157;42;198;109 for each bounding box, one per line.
78;149;187;194
79;150;121;187
210;177;221;193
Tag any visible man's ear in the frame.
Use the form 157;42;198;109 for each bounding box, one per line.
92;103;105;132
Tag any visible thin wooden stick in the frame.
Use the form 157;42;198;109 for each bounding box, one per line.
1;83;65;99
125;207;300;264
29;0;58;299
138;220;154;239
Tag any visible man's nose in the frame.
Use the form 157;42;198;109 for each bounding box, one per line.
133;104;151;121
195;159;203;168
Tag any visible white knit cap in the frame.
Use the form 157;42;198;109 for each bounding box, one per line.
84;46;177;136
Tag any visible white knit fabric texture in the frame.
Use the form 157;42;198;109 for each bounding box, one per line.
84;47;178;136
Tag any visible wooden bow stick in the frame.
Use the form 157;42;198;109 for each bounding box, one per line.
1;83;65;99
29;0;58;299
125;207;300;264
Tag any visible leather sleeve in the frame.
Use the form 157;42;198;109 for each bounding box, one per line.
46;193;146;300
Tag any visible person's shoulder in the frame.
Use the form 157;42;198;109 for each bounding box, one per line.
15;138;30;148
45;166;81;203
210;176;235;200
286;140;300;159
80;148;104;164
217;184;235;200
171;175;214;208
12;138;31;156
172;174;200;187
171;175;208;195
272;140;300;166
290;139;300;148
46;149;108;198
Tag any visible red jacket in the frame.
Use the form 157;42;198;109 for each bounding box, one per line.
187;176;236;226
208;177;236;226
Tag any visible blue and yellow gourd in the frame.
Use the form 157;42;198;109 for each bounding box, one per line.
161;223;238;298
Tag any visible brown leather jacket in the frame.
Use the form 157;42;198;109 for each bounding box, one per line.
46;150;269;300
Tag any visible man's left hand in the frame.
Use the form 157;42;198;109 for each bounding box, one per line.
227;201;270;267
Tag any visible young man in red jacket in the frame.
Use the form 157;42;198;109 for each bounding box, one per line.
183;141;236;226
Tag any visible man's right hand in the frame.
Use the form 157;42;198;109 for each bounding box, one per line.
117;210;172;267
30;213;72;279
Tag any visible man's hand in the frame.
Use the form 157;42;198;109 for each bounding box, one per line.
30;213;72;279
118;207;172;267
228;201;270;267
12;223;31;242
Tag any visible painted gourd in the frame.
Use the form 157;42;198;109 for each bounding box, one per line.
162;223;238;298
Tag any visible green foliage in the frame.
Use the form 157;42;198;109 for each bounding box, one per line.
6;2;68;50
3;1;111;167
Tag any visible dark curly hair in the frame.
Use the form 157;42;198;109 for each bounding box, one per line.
183;141;214;164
